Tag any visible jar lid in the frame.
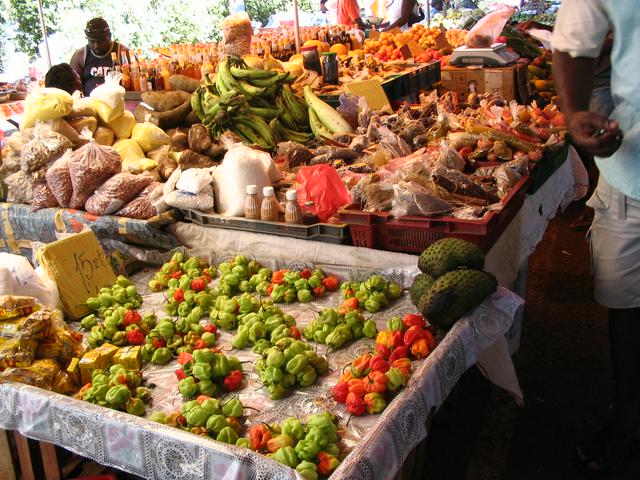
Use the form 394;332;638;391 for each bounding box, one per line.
286;189;297;201
321;52;337;56
263;186;275;197
246;184;258;194
300;45;318;52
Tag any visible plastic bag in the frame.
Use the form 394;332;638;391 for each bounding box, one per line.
107;110;136;139
21;122;73;173
115;182;160;219
222;12;253;57
176;168;215;194
0;254;61;309
45;150;73;207
69;96;97;118
466;7;516;48
94;125;115;146
5;170;35;204
31;183;59;211
437;140;466;171
0;358;60;389
163;166;182;196
0;295;37;320
68;133;122;209
21;87;73;131
131;122;171;153
90;71;126;124
164;186;214;211
113;139;145;169
391;181;454;218
336;93;362;130
84;172;154;215
296;164;352;222
212;143;271;217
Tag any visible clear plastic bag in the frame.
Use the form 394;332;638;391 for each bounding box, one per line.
90;71;125;124
68;133;122;209
31;183;59;211
176;168;215;194
20;122;72;173
465;6;516;48
5;170;35;204
45;149;73;207
84;172;154;215
391;181;454;218
164;186;214;211
115;182;160;220
222;12;253;57
437;140;466;171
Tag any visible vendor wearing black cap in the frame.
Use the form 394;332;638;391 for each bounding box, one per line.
70;17;129;96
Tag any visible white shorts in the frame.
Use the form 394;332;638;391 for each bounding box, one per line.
586;176;640;309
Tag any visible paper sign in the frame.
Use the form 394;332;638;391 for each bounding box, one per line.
37;230;116;319
345;79;391;111
435;30;451;51
369;30;381;41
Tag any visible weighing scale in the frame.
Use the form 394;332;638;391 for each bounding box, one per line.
449;43;521;67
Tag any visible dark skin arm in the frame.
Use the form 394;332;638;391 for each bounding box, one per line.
353;16;366;30
382;0;413;31
552;50;622;157
70;48;84;79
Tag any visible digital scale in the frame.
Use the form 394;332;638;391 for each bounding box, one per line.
449;43;521;67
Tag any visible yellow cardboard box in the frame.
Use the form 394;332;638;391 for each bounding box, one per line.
78;343;118;384
36;230;116;320
113;345;142;371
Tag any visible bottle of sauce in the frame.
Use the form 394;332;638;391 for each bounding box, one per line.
131;62;141;91
321;52;339;85
121;64;132;91
245;185;260;219
160;60;171;90
260;186;279;222
284;190;303;224
138;62;148;92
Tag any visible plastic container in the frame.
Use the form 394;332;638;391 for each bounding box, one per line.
321;52;339;85
300;46;322;75
338;173;531;254
260;186;279;221
244;184;260;219
284;190;303;224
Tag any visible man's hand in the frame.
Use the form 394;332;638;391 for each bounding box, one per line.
320;1;328;13
568;111;623;157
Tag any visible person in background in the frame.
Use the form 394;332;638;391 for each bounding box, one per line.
381;0;424;32
337;0;366;29
552;0;640;476
44;63;82;95
70;18;129;97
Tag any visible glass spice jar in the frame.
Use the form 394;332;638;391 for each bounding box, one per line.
245;184;260;219
321;52;339;85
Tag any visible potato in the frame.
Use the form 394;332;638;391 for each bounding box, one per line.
188;124;212;153
178;149;217;170
135;94;192;130
171;132;189;152
141;91;189;112
168;75;201;93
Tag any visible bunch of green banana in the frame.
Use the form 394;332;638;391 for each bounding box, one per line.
275;84;311;134
230;113;278;150
217;56;293;100
304;85;353;140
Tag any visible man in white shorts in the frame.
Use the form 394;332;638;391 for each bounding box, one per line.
552;0;640;476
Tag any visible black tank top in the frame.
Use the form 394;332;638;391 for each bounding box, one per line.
82;42;121;96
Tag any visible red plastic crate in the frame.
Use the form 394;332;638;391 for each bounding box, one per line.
339;173;530;254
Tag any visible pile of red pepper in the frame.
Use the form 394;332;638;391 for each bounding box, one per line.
375;314;436;361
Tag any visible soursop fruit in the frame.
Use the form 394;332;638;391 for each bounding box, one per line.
409;273;434;307
418;238;485;278
418;268;497;330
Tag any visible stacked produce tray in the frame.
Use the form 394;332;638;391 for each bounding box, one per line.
338;173;531;254
182;209;351;245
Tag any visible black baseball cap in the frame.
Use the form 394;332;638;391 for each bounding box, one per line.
85;18;111;40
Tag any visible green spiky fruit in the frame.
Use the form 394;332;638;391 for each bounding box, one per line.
418;238;485;278
409;273;435;307
418;268;497;330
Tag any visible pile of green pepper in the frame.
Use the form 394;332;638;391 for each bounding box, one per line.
230;302;299;353
209;292;262;331
302;307;378;349
245;411;341;479
215;255;269;297
256;337;329;400
149;396;245;444
176;348;243;399
340;275;403;313
77;364;152;416
148;252;215;292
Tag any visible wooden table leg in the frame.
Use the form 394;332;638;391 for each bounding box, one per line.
39;440;61;480
0;430;16;480
12;431;34;480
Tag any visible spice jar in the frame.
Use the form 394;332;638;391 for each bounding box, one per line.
245;184;260;219
284;190;303;224
321;52;339;85
300;45;322;75
260;186;279;221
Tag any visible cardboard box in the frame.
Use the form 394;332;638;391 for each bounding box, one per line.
36;230;116;320
78;343;118;384
113;345;142;371
440;63;529;103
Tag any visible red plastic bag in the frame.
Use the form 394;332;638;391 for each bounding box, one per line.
296;164;351;222
466;7;516;48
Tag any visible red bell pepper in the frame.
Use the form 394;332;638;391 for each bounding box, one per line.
391;330;404;349
410;338;429;359
364;370;387;394
223;370;243;391
402;314;426;329
177;351;193;365
317;451;340;475
193;339;208;350
249;424;271;451
403;325;426;346
126;329;144;345
171;271;183;279
389;345;410;363
152;337;167;350
191;278;206;292
289;325;302;340
271;270;286;285
322;275;339;291
376;343;391;359
173;288;185;302
423;329;436;351
346;392;366;416
300;268;312;279
203;323;217;334
313;285;326;298
347;378;367;397
123;309;141;327
175;368;187;380
332;381;349;403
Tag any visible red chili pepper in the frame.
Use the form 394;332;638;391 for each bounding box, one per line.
171;271;183;279
223;370;243;391
123;309;141;327
249;424;271;451
364;370;387;394
402;314;426;329
317;451;341;475
152;337;166;350
177;351;193;365
271;270;286;285
266;284;274;296
376;343;391;359
389;345;410;363
289;325;302;340
350;353;372;378
332;381;349;403
126;329;144;345
196;395;211;404
369;354;390;373
193;339;208;350
313;285;326;298
391;330;404;349
342;297;359;311
203;324;217;334
173;288;185;302
322;276;339;291
176;414;187;426
339;370;353;383
300;268;312;279
175;368;187;380
403;325;426;346
411;338;429;359
347;378;367;397
392;358;411;378
346;392;366;416
190;278;206;292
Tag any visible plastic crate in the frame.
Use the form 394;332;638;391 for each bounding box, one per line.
527;143;570;194
338;173;531;254
182;210;351;245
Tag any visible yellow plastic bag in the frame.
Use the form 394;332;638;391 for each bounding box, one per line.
21;87;73;131
131;122;170;153
92;99;124;125
107;110;136;139
113;139;145;172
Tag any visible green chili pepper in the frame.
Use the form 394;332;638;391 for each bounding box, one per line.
272;445;299;468
105;385;131;407
363;319;378;338
282;418;305;442
211;354;229;378
295;438;321;462
192;363;212;380
305;426;328;448
200;398;221;415
221;398;243;418
193;348;215;364
205;414;228;434
185;406;210;427
151;347;172;365
263;365;284;384
252;339;271;355
267;382;288;400
178;377;198;398
297;289;313;303
236;437;251;449
285;354;308;375
266;349;286;368
126;397;145;416
296;365;317;387
197;379;217;397
296;460;318;480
